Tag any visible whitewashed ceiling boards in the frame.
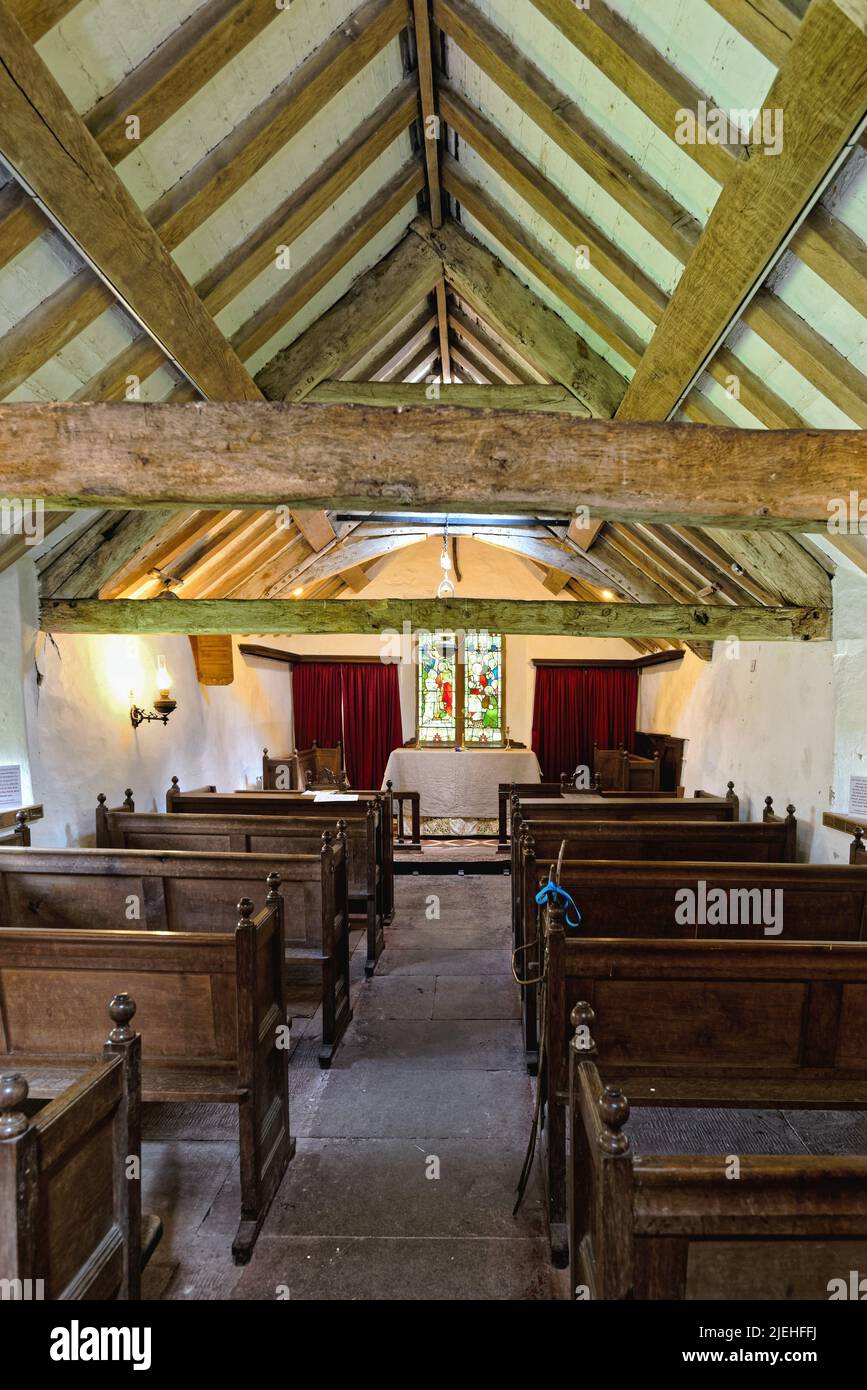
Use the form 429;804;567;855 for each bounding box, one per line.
0;0;865;653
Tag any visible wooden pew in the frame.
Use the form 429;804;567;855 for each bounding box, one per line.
0;887;293;1264
565;941;867;1300
497;778;576;852
593;744;661;792
514;803;798;1069
9;836;351;1069
0;809;30;847
537;861;867;1265
166;780;390;974
0;994;162;1300
511;783;750;1061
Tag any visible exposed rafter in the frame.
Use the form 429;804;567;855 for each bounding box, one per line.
616;0;867;421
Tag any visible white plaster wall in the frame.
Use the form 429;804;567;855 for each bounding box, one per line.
638;642;835;861
638;556;867;864
4;558;298;846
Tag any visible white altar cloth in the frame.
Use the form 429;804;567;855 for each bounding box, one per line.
381;748;541;819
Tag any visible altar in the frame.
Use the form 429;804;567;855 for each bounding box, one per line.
381;747;541;820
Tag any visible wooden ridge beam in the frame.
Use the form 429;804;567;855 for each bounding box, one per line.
39;596;831;642
3;400;865;530
616;0;867;421
0;2;258;400
412;0;442;227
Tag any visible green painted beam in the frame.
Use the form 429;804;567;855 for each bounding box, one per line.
39;597;831;642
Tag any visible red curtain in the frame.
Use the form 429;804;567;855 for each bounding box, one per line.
341;663;404;789
291;662;343;749
531;666;638;781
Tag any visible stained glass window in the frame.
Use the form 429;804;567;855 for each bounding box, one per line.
417;630;504;746
463;631;503;745
417;631;457;744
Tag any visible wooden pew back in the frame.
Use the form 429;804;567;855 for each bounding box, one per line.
164;783;390;971
569;1054;867;1301
0;998;145;1299
0;892;291;1263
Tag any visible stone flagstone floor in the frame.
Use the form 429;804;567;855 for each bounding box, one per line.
141;873;564;1300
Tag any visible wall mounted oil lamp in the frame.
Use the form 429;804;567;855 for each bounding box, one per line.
130;654;177;728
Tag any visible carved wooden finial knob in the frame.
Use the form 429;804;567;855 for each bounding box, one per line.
570;1001;596;1055
123;789;134;809
765;795;774;809
0;1073;29;1138
336;818;347;836
266;871;281;901
786;804;796;818
171;775;179;789
263;747;268;756
597;1085;630;1155
108;992;136;1042
855;826;865;844
15;809;27;826
571;1001;596;1031
97;792;107;805
238;897;255;923
321;829;334;845
386;779;393;790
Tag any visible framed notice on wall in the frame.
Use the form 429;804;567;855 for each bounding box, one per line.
0;764;22;807
850;776;867;817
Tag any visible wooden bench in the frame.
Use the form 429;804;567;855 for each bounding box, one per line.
0;887;293;1264
10;835;352;1069
514;802;798;1068
0;810;30;847
166;781;390;974
0;994;162;1300
593;744;661;792
497;779;576;852
565;939;867;1299
538;862;867;1264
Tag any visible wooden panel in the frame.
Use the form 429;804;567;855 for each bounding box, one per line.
1;968;225;1058
190;635;234;686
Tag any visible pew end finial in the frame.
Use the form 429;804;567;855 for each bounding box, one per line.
570;1001;597;1057
97;792;106;806
123;789;134;811
763;795;774;822
336;817;348;843
266;871;281;903
851;825;865;860
107;992;137;1044
237;897;255;927
597;1084;630;1155
0;1072;29;1139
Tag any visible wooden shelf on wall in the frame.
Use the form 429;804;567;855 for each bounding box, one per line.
239;644;381;665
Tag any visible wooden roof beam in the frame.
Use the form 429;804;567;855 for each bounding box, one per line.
5;400;867;530
256;228;442;399
0;3;258;399
413;214;625;416
617;0;867;421
40;596;831;643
